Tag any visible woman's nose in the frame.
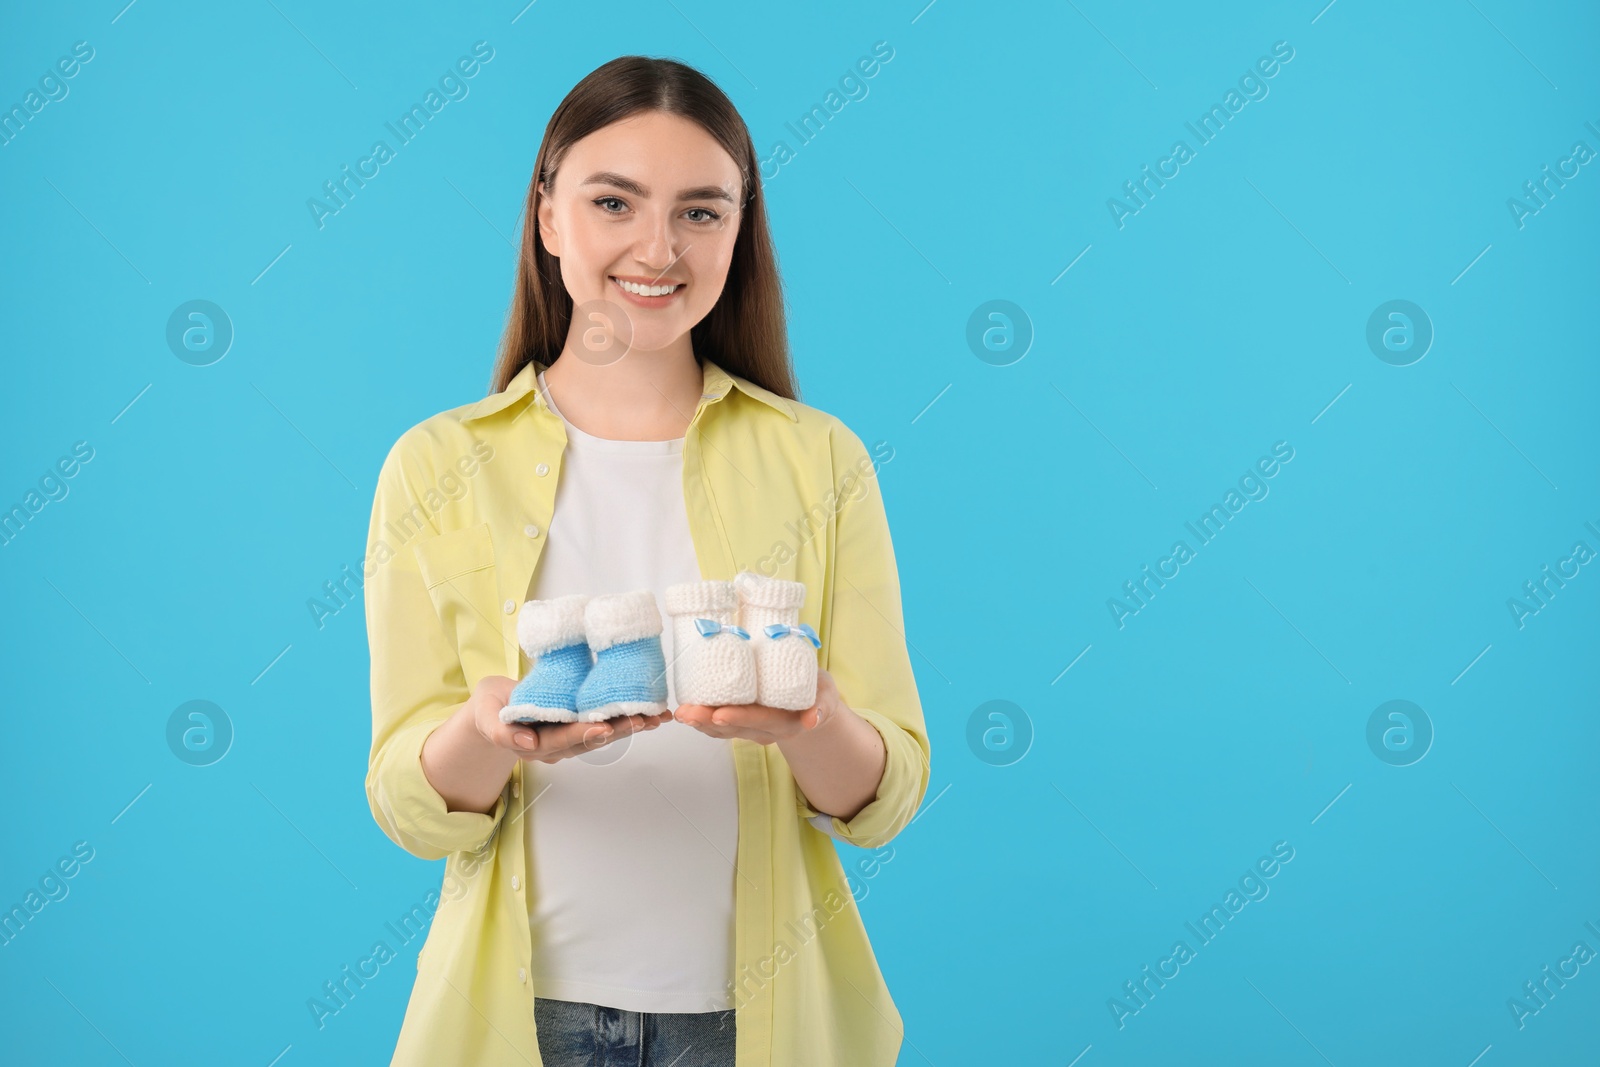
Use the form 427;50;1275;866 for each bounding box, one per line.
633;212;680;271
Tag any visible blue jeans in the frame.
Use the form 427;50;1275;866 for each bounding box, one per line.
533;996;736;1067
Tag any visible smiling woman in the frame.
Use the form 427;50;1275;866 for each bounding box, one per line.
511;122;774;390
364;54;929;1067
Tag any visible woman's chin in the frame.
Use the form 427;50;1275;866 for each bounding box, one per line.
622;328;690;354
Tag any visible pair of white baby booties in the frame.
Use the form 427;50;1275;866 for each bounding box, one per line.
500;570;820;725
665;570;821;712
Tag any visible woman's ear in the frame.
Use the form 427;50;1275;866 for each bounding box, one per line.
536;181;561;257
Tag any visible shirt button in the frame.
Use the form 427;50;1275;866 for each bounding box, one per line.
503;599;516;614
524;524;541;538
535;463;550;477
518;967;527;983
512;779;520;798
511;875;521;891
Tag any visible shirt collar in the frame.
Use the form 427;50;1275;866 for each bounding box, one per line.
461;356;797;423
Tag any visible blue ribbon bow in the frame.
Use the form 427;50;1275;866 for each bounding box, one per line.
763;622;821;648
694;618;751;639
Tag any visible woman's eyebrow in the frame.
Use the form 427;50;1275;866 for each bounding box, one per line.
580;171;733;202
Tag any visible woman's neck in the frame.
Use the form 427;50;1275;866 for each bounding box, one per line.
541;346;704;441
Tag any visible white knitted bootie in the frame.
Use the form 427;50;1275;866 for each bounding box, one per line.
663;579;757;707
733;571;820;711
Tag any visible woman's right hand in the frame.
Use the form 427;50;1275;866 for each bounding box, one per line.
468;675;672;764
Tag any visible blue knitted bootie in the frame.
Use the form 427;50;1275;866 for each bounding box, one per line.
574;589;669;722
502;594;592;725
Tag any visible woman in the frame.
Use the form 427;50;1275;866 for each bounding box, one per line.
364;56;929;1067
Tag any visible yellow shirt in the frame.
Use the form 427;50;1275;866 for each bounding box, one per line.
363;356;931;1065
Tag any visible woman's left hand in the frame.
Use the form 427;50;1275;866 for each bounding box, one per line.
672;668;841;744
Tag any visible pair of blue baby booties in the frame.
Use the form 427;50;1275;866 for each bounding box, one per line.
501;590;667;725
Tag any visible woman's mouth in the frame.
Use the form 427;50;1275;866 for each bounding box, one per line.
610;275;684;306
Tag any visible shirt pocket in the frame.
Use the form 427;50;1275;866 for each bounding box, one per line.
411;522;505;683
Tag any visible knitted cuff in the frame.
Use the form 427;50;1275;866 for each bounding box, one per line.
584;590;662;651
517;594;590;657
734;570;806;610
664;579;738;617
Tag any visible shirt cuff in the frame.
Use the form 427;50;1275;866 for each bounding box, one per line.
368;716;509;861
794;704;927;849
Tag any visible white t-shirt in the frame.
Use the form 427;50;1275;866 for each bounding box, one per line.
522;370;739;1013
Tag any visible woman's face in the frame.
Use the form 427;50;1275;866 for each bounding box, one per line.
537;109;744;358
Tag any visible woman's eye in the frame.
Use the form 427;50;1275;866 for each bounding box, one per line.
591;198;718;223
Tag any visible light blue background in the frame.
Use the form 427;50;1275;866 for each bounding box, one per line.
3;1;1597;1064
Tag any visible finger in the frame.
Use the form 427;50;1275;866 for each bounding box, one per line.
523;730;611;763
708;704;809;735
674;704;716;727
568;721;620;747
512;720;612;756
519;711;673;762
544;717;647;756
677;706;783;742
678;710;790;742
668;703;707;729
692;722;778;743
670;711;704;733
606;713;663;735
485;717;543;753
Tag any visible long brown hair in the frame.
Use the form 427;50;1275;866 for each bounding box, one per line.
489;56;797;401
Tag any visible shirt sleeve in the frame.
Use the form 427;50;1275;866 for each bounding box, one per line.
794;426;931;850
363;433;506;862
